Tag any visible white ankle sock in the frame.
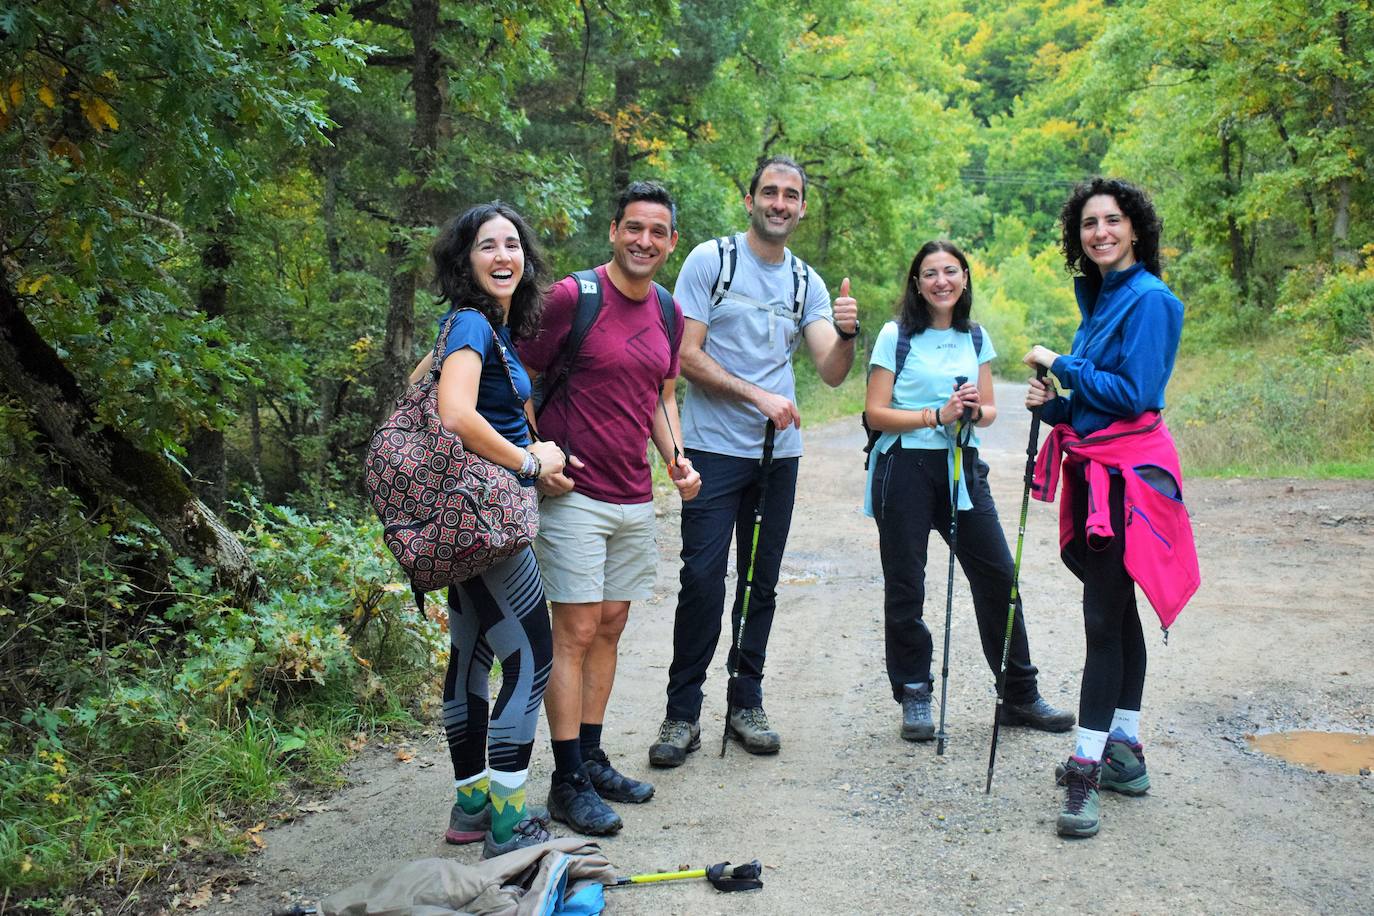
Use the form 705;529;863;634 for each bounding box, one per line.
1072;727;1109;762
1109;708;1141;744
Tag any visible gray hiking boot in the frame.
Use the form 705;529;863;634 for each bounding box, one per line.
1055;757;1101;838
1054;739;1150;795
446;800;547;845
726;706;781;755
901;684;935;741
480;814;552;859
1000;696;1076;732
648;718;700;768
445;802;489;844
1101;739;1150;795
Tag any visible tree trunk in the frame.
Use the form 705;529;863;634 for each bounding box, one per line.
1330;13;1355;267
0;272;260;604
1268;108;1320;248
1219;129;1249;305
373;0;443;431
610;65;639;195
187;225;231;509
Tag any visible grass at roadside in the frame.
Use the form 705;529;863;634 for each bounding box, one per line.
1167;338;1374;479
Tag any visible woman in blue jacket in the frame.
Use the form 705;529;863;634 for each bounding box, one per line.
865;240;1074;745
1024;178;1185;838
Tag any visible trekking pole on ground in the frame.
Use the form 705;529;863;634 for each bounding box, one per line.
612;859;764;892
985;366;1049;792
935;377;974;757
721;420;776;757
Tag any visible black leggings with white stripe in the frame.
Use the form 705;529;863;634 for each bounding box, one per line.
443;547;553;778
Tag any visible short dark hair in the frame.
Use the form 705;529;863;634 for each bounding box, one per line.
613;180;677;232
431;201;547;340
898;240;974;335
1059;177;1163;296
749;155;808;200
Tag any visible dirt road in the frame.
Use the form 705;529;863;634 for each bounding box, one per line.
207;385;1374;915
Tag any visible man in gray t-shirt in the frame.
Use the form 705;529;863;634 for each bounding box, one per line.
648;156;860;767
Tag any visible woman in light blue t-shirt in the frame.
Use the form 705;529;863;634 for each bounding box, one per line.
864;240;1072;744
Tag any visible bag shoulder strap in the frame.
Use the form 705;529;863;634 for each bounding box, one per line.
970;322;983;357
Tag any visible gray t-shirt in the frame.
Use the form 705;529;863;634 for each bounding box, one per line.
674;234;833;459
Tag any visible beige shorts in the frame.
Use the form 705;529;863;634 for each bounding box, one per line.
535;491;658;603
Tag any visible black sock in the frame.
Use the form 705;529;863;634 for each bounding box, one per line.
551;738;582;781
579;722;603;760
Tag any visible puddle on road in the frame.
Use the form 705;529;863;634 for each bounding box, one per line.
1246;730;1373;775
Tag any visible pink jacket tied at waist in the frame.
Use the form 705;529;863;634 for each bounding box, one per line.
1033;412;1200;632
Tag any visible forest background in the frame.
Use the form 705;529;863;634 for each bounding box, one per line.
1;0;1371;909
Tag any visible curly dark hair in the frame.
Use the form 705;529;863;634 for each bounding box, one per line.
897;240;975;335
1059;177;1162;294
431;201;546;340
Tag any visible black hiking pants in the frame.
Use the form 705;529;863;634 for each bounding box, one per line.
871;445;1040;705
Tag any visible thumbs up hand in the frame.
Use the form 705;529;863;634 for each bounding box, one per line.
832;276;858;336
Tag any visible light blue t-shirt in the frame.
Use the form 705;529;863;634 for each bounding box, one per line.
674;234;833;459
863;319;997;517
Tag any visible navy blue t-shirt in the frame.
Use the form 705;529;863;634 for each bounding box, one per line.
436;309;531;447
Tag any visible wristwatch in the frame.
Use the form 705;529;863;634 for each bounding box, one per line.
835;319;860;341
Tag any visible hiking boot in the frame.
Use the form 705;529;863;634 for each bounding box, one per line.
648;718;701;768
1055;758;1101;838
444;801;489;844
547;763;622;836
1101;738;1150;795
480;814;552;859
1000;696;1076;733
901;684;935;742
585;748;654;803
446;801;549;844
726;706;781;755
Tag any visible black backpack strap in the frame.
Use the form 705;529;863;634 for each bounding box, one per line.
711;235;737;306
536;270;603;418
893;326;913;379
862;324;914;469
652;281;675;353
970;322;983;357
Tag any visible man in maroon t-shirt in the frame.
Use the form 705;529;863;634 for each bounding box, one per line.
518;181;701;835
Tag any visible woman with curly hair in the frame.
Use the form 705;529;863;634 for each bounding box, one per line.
1024;178;1188;838
864;240;1073;744
408;201;567;857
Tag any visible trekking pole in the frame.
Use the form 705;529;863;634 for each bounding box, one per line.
935;377;974;756
985;366;1049;792
611;859;763;892
721;420;776;757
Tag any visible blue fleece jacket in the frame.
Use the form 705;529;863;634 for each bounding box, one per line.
1041;262;1183;436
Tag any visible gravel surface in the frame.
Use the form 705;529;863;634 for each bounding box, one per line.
203;384;1374;916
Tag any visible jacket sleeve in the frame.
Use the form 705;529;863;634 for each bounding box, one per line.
1050;288;1182;418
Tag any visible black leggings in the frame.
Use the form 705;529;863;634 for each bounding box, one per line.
442;547;553;778
1068;468;1146;731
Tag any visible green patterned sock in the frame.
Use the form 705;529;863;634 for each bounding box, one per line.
488;771;528;843
454;772;489;816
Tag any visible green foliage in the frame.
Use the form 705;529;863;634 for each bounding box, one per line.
5;0;1374;903
1169;343;1374;476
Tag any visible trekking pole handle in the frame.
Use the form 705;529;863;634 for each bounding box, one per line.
955;375;973;423
761;419;776;467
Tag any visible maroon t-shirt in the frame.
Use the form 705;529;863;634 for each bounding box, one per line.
518;266;684;504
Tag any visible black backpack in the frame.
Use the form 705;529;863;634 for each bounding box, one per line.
535;269;676;419
709;234;810;326
861;323;983;468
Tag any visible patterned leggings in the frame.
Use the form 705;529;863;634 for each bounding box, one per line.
443;547;553;778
